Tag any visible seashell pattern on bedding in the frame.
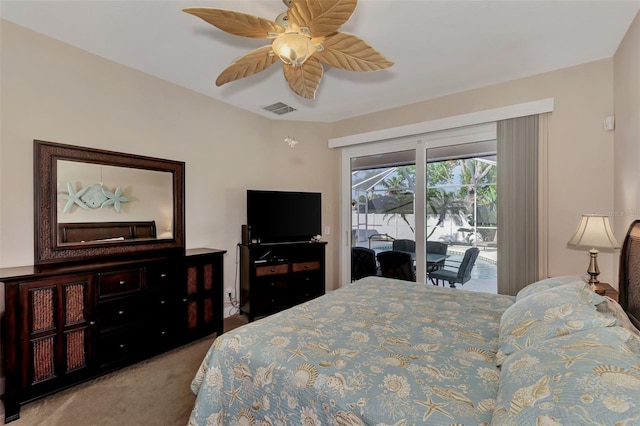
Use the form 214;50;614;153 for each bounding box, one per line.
188;275;640;425
189;276;514;425
493;327;640;425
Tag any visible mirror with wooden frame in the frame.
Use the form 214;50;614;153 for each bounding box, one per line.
34;140;185;265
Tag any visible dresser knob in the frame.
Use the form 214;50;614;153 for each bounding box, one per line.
160;273;167;278
305;265;310;269
89;321;96;325
160;300;166;305
118;310;125;315
119;344;125;349
161;331;166;335
182;298;188;302
270;268;275;272
119;280;126;285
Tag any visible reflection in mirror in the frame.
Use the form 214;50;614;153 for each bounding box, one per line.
34;140;185;266
56;160;174;243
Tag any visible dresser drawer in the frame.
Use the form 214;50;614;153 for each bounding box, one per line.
252;293;289;313
291;261;321;273
145;291;175;317
98;269;141;298
98;295;143;331
146;323;177;352
295;285;324;302
254;276;288;293
256;264;288;277
96;329;143;368
146;264;178;288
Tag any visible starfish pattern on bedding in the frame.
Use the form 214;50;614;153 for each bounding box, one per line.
560;352;588;368
414;395;452;422
286;347;308;362
225;384;243;407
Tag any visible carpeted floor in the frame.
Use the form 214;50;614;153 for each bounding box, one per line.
5;315;248;426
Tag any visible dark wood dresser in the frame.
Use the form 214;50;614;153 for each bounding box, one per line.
1;248;225;422
239;242;326;322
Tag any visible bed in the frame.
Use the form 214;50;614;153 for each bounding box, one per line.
57;220;156;243
189;221;640;425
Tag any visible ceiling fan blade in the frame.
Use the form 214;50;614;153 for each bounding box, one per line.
183;8;283;38
283;57;323;99
315;32;394;71
287;0;357;37
216;46;279;86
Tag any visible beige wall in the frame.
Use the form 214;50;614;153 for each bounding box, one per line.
331;60;618;285
0;21;340;312
2;17;631;295
3;15;638;302
614;12;640;274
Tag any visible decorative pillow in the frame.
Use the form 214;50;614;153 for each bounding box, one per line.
497;285;614;365
516;275;588;302
492;327;640;426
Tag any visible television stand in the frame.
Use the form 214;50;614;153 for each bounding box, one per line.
239;242;326;321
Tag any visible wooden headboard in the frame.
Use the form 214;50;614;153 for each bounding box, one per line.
619;219;640;329
58;221;156;244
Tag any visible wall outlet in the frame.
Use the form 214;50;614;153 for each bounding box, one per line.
225;287;233;296
324;226;330;235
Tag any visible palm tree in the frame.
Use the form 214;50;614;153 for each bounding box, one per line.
380;168;415;233
427;161;454;186
426;189;467;239
459;159;495;212
381;174;407;195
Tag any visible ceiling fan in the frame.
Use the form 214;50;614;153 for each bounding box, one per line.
184;0;394;100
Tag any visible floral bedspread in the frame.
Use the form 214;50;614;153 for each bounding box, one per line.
189;276;515;425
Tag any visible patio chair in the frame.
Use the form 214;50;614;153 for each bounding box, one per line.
351;247;378;281
377;250;415;282
428;247;479;288
426;241;448;273
392;239;416;253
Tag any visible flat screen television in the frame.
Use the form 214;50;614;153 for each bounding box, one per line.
247;190;321;243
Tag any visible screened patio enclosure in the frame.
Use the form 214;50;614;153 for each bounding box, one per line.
350;142;497;292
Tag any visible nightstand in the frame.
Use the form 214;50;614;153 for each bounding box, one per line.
594;282;619;302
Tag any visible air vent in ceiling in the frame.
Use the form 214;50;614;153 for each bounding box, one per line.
262;102;296;115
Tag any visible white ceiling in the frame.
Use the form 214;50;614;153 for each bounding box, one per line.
2;1;639;123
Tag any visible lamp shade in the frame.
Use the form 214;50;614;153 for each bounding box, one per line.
272;32;315;66
568;214;620;249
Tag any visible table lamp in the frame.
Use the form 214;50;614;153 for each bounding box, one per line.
567;214;620;291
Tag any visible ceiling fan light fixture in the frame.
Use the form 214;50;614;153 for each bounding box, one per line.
184;0;393;99
272;32;315;66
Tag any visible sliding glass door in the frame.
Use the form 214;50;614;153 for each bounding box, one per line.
340;124;498;288
350;150;416;280
426;141;497;292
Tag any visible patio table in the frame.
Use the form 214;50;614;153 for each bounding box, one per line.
426;253;448;266
400;251;448;268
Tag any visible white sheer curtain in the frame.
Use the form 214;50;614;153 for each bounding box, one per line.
497;115;539;295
